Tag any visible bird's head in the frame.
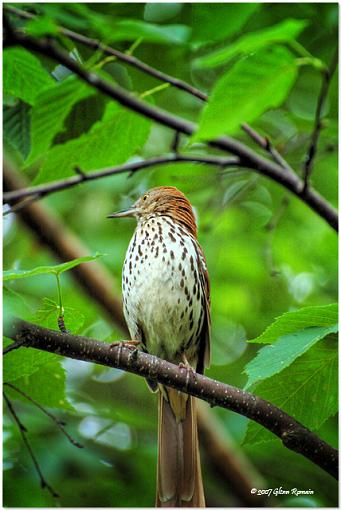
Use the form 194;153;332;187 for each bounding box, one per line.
108;186;197;237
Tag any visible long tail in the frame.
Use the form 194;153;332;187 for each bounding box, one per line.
156;389;205;507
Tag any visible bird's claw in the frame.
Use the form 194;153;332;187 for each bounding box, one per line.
179;356;196;390
109;340;141;366
109;339;141;350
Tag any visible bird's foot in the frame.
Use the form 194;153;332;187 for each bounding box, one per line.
109;340;141;367
179;355;196;389
179;354;195;372
109;339;141;350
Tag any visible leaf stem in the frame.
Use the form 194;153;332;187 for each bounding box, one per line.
55;272;64;316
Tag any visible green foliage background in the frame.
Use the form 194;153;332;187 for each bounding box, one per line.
3;2;338;507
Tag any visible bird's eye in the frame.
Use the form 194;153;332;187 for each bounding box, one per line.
143;194;148;201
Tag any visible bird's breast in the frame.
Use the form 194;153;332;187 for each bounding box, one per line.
122;217;204;365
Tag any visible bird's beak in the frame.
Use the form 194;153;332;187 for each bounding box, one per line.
107;207;138;219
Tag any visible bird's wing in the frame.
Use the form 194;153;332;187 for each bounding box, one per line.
196;243;211;374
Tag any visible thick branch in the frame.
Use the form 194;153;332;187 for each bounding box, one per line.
198;402;268;506
4;162;265;504
4;26;338;231
3;154;238;205
4;318;338;480
5;5;296;175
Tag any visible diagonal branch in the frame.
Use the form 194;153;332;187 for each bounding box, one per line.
4;391;59;498
4;163;267;506
3;23;338;231
241;122;294;173
5;5;207;101
302;49;338;193
6;5;296;176
4;317;338;480
3;154;239;205
8;4;337;184
4;382;83;448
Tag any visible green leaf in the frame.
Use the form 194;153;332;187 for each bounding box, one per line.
144;3;183;23
3;337;55;382
33;102;151;184
3;47;54;105
241;201;272;228
244;324;337;389
6;355;73;410
3;253;103;281
3;287;33;329
32;298;85;334
104;20;191;45
244;335;337;444
211;319;247;366
248;304;338;344
25;15;59;37
25;76;96;166
194;46;297;140
194;18;308;68
3;102;31;159
191;3;260;43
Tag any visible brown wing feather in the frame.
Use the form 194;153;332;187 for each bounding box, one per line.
196;242;211;375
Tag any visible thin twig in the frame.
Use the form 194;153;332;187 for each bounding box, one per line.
171;131;181;154
4;382;83;448
3;162;128;331
241;123;293;173
3;155;239;205
4;24;338;231
4;318;338;480
74;166;88;181
3;340;26;354
302;49;338;193
5;5;208;101
3;194;41;216
5;5;297;174
4;392;59;498
264;197;290;277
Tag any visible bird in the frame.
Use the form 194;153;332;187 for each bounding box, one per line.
108;186;210;507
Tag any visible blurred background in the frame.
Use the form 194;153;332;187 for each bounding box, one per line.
3;2;338;507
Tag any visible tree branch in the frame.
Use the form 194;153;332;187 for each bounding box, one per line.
4;162;266;505
3;162;127;331
302;49;338;193
3;154;239;205
4;391;59;498
4;382;83;448
241;122;293;173
5;5;208;101
5;5;298;176
4;317;338;480
197;402;268;506
4;24;338;231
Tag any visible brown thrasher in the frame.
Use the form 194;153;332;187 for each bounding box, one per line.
108;186;210;507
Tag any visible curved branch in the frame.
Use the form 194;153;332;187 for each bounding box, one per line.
303;49;338;192
3;154;239;205
4;25;338;231
5;5;208;101
4;318;338;480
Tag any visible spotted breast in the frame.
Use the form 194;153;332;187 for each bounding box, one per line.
108;186;210;507
122;216;206;368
